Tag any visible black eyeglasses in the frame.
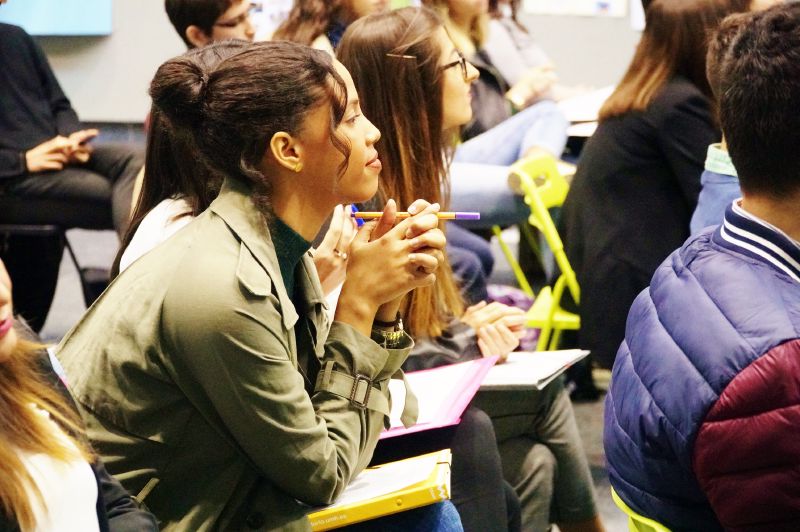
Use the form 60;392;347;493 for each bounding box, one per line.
214;3;256;28
441;50;469;81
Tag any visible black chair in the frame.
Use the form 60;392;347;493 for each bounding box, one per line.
0;223;109;332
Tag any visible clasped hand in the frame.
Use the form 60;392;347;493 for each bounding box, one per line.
24;129;99;173
336;199;446;333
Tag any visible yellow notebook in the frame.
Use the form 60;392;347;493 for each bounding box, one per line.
308;449;452;531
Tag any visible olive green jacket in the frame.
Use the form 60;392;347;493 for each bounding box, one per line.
57;178;414;531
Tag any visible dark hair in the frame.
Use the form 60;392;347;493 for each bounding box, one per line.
338;7;465;338
112;40;249;278
706;11;750;102
718;2;800;197
600;0;750;121
165;0;233;48
148;40;349;217
273;0;344;46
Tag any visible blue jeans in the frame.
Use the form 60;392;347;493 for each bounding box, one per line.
343;500;463;531
450;101;568;228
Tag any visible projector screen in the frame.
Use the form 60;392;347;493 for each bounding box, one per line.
0;0;112;36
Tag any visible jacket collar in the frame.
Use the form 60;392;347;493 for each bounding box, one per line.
209;178;327;330
714;200;800;283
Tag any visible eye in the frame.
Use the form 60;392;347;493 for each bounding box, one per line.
347;113;361;124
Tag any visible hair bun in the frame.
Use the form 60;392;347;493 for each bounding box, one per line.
149;56;209;130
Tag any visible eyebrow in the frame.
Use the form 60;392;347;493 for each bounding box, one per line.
348;98;360;108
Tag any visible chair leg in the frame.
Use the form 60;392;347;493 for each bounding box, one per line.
549;328;564;351
536;325;552;351
492;225;535;297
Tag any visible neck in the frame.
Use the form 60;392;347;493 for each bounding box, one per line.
741;192;800;243
269;168;331;241
449;10;474;32
271;190;329;242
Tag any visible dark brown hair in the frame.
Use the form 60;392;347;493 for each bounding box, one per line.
165;0;233;48
706;11;750;102
600;0;750;121
273;0;344;46
718;2;800;197
112;40;249;278
339;7;465;338
147;40;349;221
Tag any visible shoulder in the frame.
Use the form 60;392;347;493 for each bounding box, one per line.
311;34;334;56
629;231;800;392
650;77;712;119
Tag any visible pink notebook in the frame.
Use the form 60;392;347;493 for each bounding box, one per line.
381;356;499;439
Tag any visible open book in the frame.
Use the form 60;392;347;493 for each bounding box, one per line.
381;356;498;439
480;350;590;391
307;449;452;531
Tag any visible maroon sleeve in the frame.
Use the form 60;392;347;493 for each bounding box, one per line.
693;339;800;531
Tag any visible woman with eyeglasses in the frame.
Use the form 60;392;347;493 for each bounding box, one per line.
339;8;605;532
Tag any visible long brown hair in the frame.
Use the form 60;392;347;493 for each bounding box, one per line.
0;331;91;529
112;40;249;279
339;7;465;338
273;0;344;45
599;0;750;121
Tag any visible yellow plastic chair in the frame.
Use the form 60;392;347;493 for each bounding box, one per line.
492;154;579;351
611;488;672;532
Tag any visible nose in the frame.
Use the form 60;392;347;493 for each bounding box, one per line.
366;118;381;145
0;259;11;306
465;61;480;83
244;16;255;40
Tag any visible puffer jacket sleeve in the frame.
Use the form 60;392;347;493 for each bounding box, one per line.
693;339;800;531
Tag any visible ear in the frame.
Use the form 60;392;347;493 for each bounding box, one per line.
269;131;303;173
185;25;211;48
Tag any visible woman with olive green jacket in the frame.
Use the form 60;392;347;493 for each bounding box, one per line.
57;42;447;531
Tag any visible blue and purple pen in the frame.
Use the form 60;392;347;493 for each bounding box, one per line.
351;211;480;221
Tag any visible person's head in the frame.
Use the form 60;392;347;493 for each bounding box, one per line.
0;259;15;363
113;40;250;278
0;258;91;529
149;40;380;221
273;0;390;46
166;0;255;48
716;2;800;200
423;0;489;48
339;7;480;337
600;0;751;121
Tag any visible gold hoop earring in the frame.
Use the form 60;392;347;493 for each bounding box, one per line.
294;162;303;173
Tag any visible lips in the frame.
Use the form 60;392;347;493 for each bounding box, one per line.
366;153;381;169
0;317;12;338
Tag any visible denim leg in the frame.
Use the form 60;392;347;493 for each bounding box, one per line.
448;162;530;228
447;224;494;276
454;100;569;165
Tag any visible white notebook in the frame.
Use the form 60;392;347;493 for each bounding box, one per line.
480;350;590;391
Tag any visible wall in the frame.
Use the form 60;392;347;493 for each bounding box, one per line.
35;2;642;123
518;13;641;87
37;0;185;123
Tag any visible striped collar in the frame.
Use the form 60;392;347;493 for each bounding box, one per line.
715;200;800;283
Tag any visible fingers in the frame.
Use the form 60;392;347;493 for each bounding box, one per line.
339;205;357;251
465;301;487;315
372;199;397;240
407;228;446;253
388;202;440;240
319;205;345;251
477;323;519;361
408;250;442;275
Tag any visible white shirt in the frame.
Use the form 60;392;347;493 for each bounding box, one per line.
17;406;99;532
119;197;194;273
